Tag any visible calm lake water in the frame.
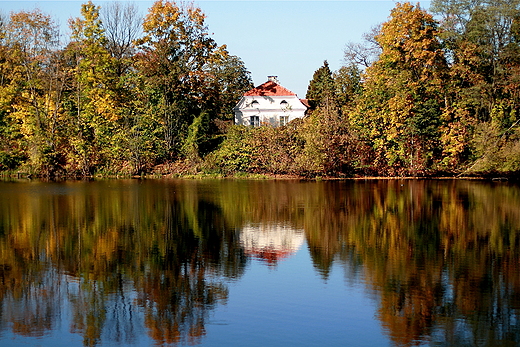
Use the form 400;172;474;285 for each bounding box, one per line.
0;179;519;346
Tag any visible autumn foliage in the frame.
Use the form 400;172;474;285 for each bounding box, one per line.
0;0;253;177
213;1;520;178
2;1;520;177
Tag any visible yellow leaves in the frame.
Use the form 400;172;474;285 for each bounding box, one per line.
207;45;230;70
7;8;58;59
377;2;445;77
80;1;100;21
439;106;472;165
70;2;105;42
187;5;206;22
69;3;120;124
143;0;181;38
140;0;212;56
0;83;19;110
141;0;208;46
93;93;118;122
353;2;449;173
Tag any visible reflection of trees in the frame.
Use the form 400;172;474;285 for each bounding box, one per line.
0;180;247;345
0;266;62;338
298;180;520;346
70;279;107;346
1;179;520;346
136;267;228;345
133;199;232;346
202;179;520;346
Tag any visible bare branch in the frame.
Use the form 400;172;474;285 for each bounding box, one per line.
343;24;382;69
101;2;142;64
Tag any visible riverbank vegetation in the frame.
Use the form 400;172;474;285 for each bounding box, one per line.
1;0;520;178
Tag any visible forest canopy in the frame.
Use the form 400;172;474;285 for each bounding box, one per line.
0;0;253;177
1;0;520;178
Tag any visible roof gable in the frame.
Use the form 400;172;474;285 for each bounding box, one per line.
244;80;296;97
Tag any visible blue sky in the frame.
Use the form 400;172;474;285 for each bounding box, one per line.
1;0;431;97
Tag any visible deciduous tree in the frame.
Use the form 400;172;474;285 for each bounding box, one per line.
3;9;64;175
351;2;448;175
67;1;118;175
431;0;520;172
136;0;217;159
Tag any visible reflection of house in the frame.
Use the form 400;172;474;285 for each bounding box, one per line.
239;223;304;265
234;76;308;127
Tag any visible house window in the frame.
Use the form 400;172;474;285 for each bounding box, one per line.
250;100;259;108
280;115;289;126
250;116;260;127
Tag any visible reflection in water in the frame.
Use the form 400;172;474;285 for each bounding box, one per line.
1;267;62;338
0;180;248;346
0;179;519;346
239;223;304;265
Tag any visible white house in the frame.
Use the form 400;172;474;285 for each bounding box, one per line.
239;222;304;265
234;76;308;127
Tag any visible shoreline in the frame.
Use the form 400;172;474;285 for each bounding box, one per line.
0;171;515;182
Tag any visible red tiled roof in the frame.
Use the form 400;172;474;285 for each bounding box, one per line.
245;247;294;265
299;99;311;108
244;80;296;96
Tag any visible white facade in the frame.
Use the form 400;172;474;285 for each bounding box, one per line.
239;222;305;264
234;95;307;127
233;76;307;127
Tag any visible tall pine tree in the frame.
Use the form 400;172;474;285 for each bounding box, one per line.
306;60;337;110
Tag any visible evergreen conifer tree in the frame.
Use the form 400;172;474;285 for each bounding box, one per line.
306;60;337;109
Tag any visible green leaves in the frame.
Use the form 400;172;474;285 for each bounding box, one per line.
67;1;118;175
2;0;520;178
1;8;65;176
0;1;253;177
136;1;251;161
306;60;336;109
350;2;447;175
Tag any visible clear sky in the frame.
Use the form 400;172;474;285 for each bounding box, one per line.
1;0;431;97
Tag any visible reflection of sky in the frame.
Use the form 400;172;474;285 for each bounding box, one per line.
1;242;385;347
2;274;149;347
206;244;387;347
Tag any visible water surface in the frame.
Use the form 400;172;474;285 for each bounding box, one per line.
0;179;519;346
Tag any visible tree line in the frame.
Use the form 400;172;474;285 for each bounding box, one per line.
344;0;520;176
0;0;253;177
1;0;520;178
213;0;520;177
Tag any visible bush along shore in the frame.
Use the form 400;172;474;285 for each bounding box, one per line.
1;1;520;180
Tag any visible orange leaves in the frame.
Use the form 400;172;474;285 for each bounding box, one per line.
0;0;256;175
7;9;58;57
138;0;216;90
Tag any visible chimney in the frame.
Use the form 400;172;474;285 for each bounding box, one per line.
267;76;279;84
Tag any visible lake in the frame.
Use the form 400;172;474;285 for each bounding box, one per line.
0;179;519;346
